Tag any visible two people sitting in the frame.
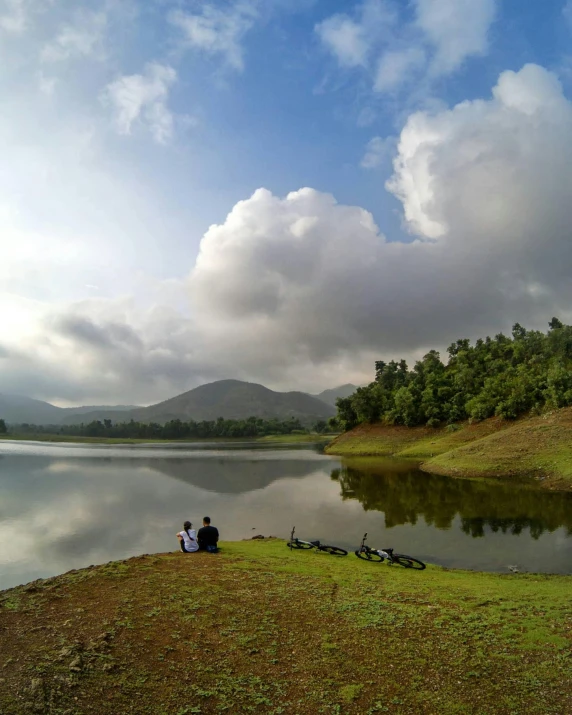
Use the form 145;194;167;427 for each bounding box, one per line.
177;516;219;554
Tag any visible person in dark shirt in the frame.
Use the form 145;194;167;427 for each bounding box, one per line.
197;516;219;553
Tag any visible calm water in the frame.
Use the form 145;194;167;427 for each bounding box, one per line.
1;440;571;590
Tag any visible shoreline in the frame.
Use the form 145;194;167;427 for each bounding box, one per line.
0;433;335;446
2;540;571;714
325;408;572;490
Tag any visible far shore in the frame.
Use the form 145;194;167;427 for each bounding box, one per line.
0;432;336;446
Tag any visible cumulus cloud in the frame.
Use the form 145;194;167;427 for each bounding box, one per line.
360;135;395;169
315;15;368;68
41;10;107;63
169;1;259;71
374;46;426;92
102;63;177;144
415;0;496;75
3;64;572;404
316;0;395;69
317;0;497;95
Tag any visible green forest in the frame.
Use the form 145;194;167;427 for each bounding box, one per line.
334;318;572;430
7;416;324;439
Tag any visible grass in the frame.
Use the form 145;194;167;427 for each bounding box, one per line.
1;540;571;714
326;409;572;489
0;433;333;446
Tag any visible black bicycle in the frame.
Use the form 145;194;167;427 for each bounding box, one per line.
287;527;348;556
355;533;426;570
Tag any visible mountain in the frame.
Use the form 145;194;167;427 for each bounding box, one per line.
0;393;63;425
59;405;138;418
62;380;336;426
313;384;358;407
0;393;140;426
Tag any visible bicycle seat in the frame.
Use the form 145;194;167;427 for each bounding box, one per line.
310;540;320;546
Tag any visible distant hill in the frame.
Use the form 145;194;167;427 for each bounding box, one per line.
62;380;336;426
0;393;62;425
313;384;358;407
59;405;138;418
0;393;140;426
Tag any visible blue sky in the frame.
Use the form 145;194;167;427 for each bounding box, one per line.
2;0;572;404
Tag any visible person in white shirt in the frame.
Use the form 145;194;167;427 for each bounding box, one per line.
177;521;199;553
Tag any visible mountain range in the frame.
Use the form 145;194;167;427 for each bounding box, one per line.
0;380;358;426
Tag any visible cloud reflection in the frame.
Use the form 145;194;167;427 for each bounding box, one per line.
1;444;572;589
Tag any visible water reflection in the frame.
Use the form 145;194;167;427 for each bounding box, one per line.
332;460;572;538
2;443;572;588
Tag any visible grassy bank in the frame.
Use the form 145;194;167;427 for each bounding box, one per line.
326;408;572;489
0;433;333;446
1;540;571;714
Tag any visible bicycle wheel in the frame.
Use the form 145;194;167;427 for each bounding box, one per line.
321;546;348;556
287;541;313;550
355;548;383;562
393;555;426;570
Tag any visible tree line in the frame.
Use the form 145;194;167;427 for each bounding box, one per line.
5;416;331;439
333;318;572;430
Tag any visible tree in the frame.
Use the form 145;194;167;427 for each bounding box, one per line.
335;319;572;430
0;418;6;434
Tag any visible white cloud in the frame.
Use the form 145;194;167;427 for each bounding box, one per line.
315;15;368;68
387;64;572;239
102;63;177;144
316;0;395;69
3;64;572;403
169;1;259;71
360;135;395;169
317;0;497;95
0;0;28;34
374;46;426;91
41;10;107;63
415;0;496;75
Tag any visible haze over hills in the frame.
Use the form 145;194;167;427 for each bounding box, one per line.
63;380;336;426
1;380;342;426
0;393;138;426
313;384;358;407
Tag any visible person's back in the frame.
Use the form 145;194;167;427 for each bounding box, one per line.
177;521;199;553
198;516;219;552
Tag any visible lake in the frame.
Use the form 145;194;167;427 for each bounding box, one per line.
1;439;571;590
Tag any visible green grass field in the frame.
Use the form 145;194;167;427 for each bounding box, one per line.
1;540;571;714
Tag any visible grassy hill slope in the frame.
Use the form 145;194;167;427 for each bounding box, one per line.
326;408;572;488
1;540;570;715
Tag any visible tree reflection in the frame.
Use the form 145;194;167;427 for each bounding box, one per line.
331;462;572;539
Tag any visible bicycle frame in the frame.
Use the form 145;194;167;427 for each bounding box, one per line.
288;527;348;556
357;533;392;561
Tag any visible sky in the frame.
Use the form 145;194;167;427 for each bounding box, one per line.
1;0;572;406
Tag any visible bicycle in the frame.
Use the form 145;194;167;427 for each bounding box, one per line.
287;527;348;556
354;533;426;570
